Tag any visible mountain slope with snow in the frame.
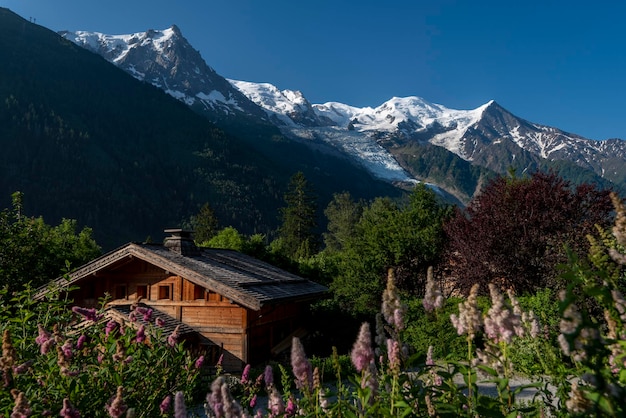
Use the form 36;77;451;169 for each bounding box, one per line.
61;24;626;199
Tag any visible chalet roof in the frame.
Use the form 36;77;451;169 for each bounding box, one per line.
38;241;328;311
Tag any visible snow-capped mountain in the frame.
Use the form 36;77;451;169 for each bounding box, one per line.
59;26;265;120
231;81;626;188
61;25;626;198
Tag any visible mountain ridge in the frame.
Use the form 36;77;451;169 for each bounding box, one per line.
60;24;626;200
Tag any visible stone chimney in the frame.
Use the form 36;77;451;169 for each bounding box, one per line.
164;229;201;256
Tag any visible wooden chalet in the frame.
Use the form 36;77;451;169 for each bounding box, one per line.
37;229;328;371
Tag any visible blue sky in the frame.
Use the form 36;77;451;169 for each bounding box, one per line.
3;0;625;140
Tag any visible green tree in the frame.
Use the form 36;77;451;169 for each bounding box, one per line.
330;184;450;315
0;192;101;290
206;226;245;251
323;192;363;253
277;172;318;259
191;202;219;244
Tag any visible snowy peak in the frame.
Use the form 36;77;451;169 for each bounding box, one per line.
60;26;265;119
229;80;334;127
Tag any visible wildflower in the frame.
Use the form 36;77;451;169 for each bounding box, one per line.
105;386;127;418
167;325;181;347
291;337;312;390
195;355;205;369
241;363;251;384
159;395;171;415
60;398;81;418
76;335;87;350
387;338;401;372
483;284;523;344
12;361;32;375
610;192;626;248
105;320;118;338
112;340;125;362
221;380;242;417
268;386;285;416
174;392;186;418
56;345;75;377
135;306;153;322
450;283;482;339
351;322;375;372
382;268;405;328
426;345;435;366
249;394;257;409
35;324;52;346
61;340;73;359
10;389;31;418
135;325;146;343
423;266;444;312
374;313;386;356
285;397;297;416
2;329;17;371
264;365;274;387
313;366;321;390
155;317;165;327
71;306;99;321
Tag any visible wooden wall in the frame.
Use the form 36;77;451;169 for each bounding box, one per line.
69;257;313;371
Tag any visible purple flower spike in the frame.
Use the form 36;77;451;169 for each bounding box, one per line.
195;355;204;369
159;395;171;414
174;392;186;418
264;365;274;387
76;335;87;350
135;325;146;344
351;322;375;372
241;364;251;384
71;306;99;321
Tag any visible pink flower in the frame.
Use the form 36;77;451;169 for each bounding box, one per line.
35;324;51;346
241;364;251;384
426;345;435;366
159;395;171;414
387;338;400;371
76;335;86;350
351;322;375;372
291;337;312;390
423;266;444;312
450;284;483;339
135;325;146;343
71;306;99;321
285;397;297;416
264;365;274;387
105;321;118;338
174;392;186;418
249;394;257;409
167;325;181;347
10;390;31;418
60;398;81;418
155;317;165;327
194;355;204;369
106;387;127;418
61;340;73;359
268;387;285;416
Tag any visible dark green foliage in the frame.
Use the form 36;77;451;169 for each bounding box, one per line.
191;202;220;244
443;171;614;295
0;192;101;290
323;192;364;253
277;172;319;259
329;184;451;315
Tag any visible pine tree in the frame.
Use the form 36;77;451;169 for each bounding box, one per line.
277;172;318;259
192;202;219;244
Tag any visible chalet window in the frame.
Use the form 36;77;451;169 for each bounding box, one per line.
158;285;171;300
115;285;127;300
136;285;149;300
193;284;205;300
